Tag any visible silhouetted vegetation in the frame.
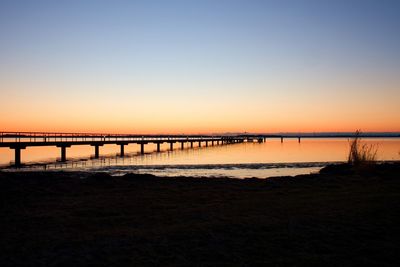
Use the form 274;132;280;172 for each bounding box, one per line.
348;130;378;166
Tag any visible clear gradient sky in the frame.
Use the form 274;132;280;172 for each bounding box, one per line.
0;0;399;134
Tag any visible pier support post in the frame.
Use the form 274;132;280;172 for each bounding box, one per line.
57;145;71;161
120;144;125;157
90;144;103;158
212;140;214;146
140;143;145;154
14;147;22;167
94;145;100;158
206;141;208;147
281;137;283;143
156;143;161;152
198;141;201;147
298;137;301;143
170;142;173;151
61;146;67;162
181;142;184;149
190;142;193;148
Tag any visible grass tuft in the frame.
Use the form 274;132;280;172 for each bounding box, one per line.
348;130;378;166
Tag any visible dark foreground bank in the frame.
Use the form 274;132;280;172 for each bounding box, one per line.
1;163;400;266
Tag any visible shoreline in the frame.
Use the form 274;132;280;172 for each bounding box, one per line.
2;160;400;179
1;163;399;266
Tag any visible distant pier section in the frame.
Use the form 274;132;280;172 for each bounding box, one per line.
1;131;399;167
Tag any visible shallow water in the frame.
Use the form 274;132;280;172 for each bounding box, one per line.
1;138;399;178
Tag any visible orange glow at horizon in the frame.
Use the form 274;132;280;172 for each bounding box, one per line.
2;68;399;134
2;115;399;135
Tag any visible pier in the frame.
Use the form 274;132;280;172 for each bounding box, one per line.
0;132;263;167
1;131;398;167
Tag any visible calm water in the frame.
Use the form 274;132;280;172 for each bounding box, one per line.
1;138;399;178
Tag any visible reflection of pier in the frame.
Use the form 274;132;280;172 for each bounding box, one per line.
0;132;265;167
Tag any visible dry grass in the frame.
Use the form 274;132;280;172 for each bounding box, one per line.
348;130;378;166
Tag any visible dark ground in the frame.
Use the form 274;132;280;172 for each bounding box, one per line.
1;163;400;266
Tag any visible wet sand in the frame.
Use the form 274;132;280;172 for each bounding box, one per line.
1;163;400;266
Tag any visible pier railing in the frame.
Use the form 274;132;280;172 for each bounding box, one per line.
0;131;231;143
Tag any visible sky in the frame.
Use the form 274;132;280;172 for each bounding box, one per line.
0;0;399;134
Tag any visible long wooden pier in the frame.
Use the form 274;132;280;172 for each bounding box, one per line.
1;131;398;167
0;132;264;166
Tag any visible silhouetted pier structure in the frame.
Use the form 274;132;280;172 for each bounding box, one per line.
1;131;398;167
0;132;263;166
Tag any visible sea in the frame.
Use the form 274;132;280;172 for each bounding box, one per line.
1;138;399;178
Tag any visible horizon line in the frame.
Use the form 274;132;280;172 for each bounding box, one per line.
1;130;400;136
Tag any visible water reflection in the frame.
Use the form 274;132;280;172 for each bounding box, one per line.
1;138;399;178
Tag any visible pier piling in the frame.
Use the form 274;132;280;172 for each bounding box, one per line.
94;145;100;158
14;147;21;167
61;146;67;162
120;144;125;157
57;145;71;161
140;143;145;154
